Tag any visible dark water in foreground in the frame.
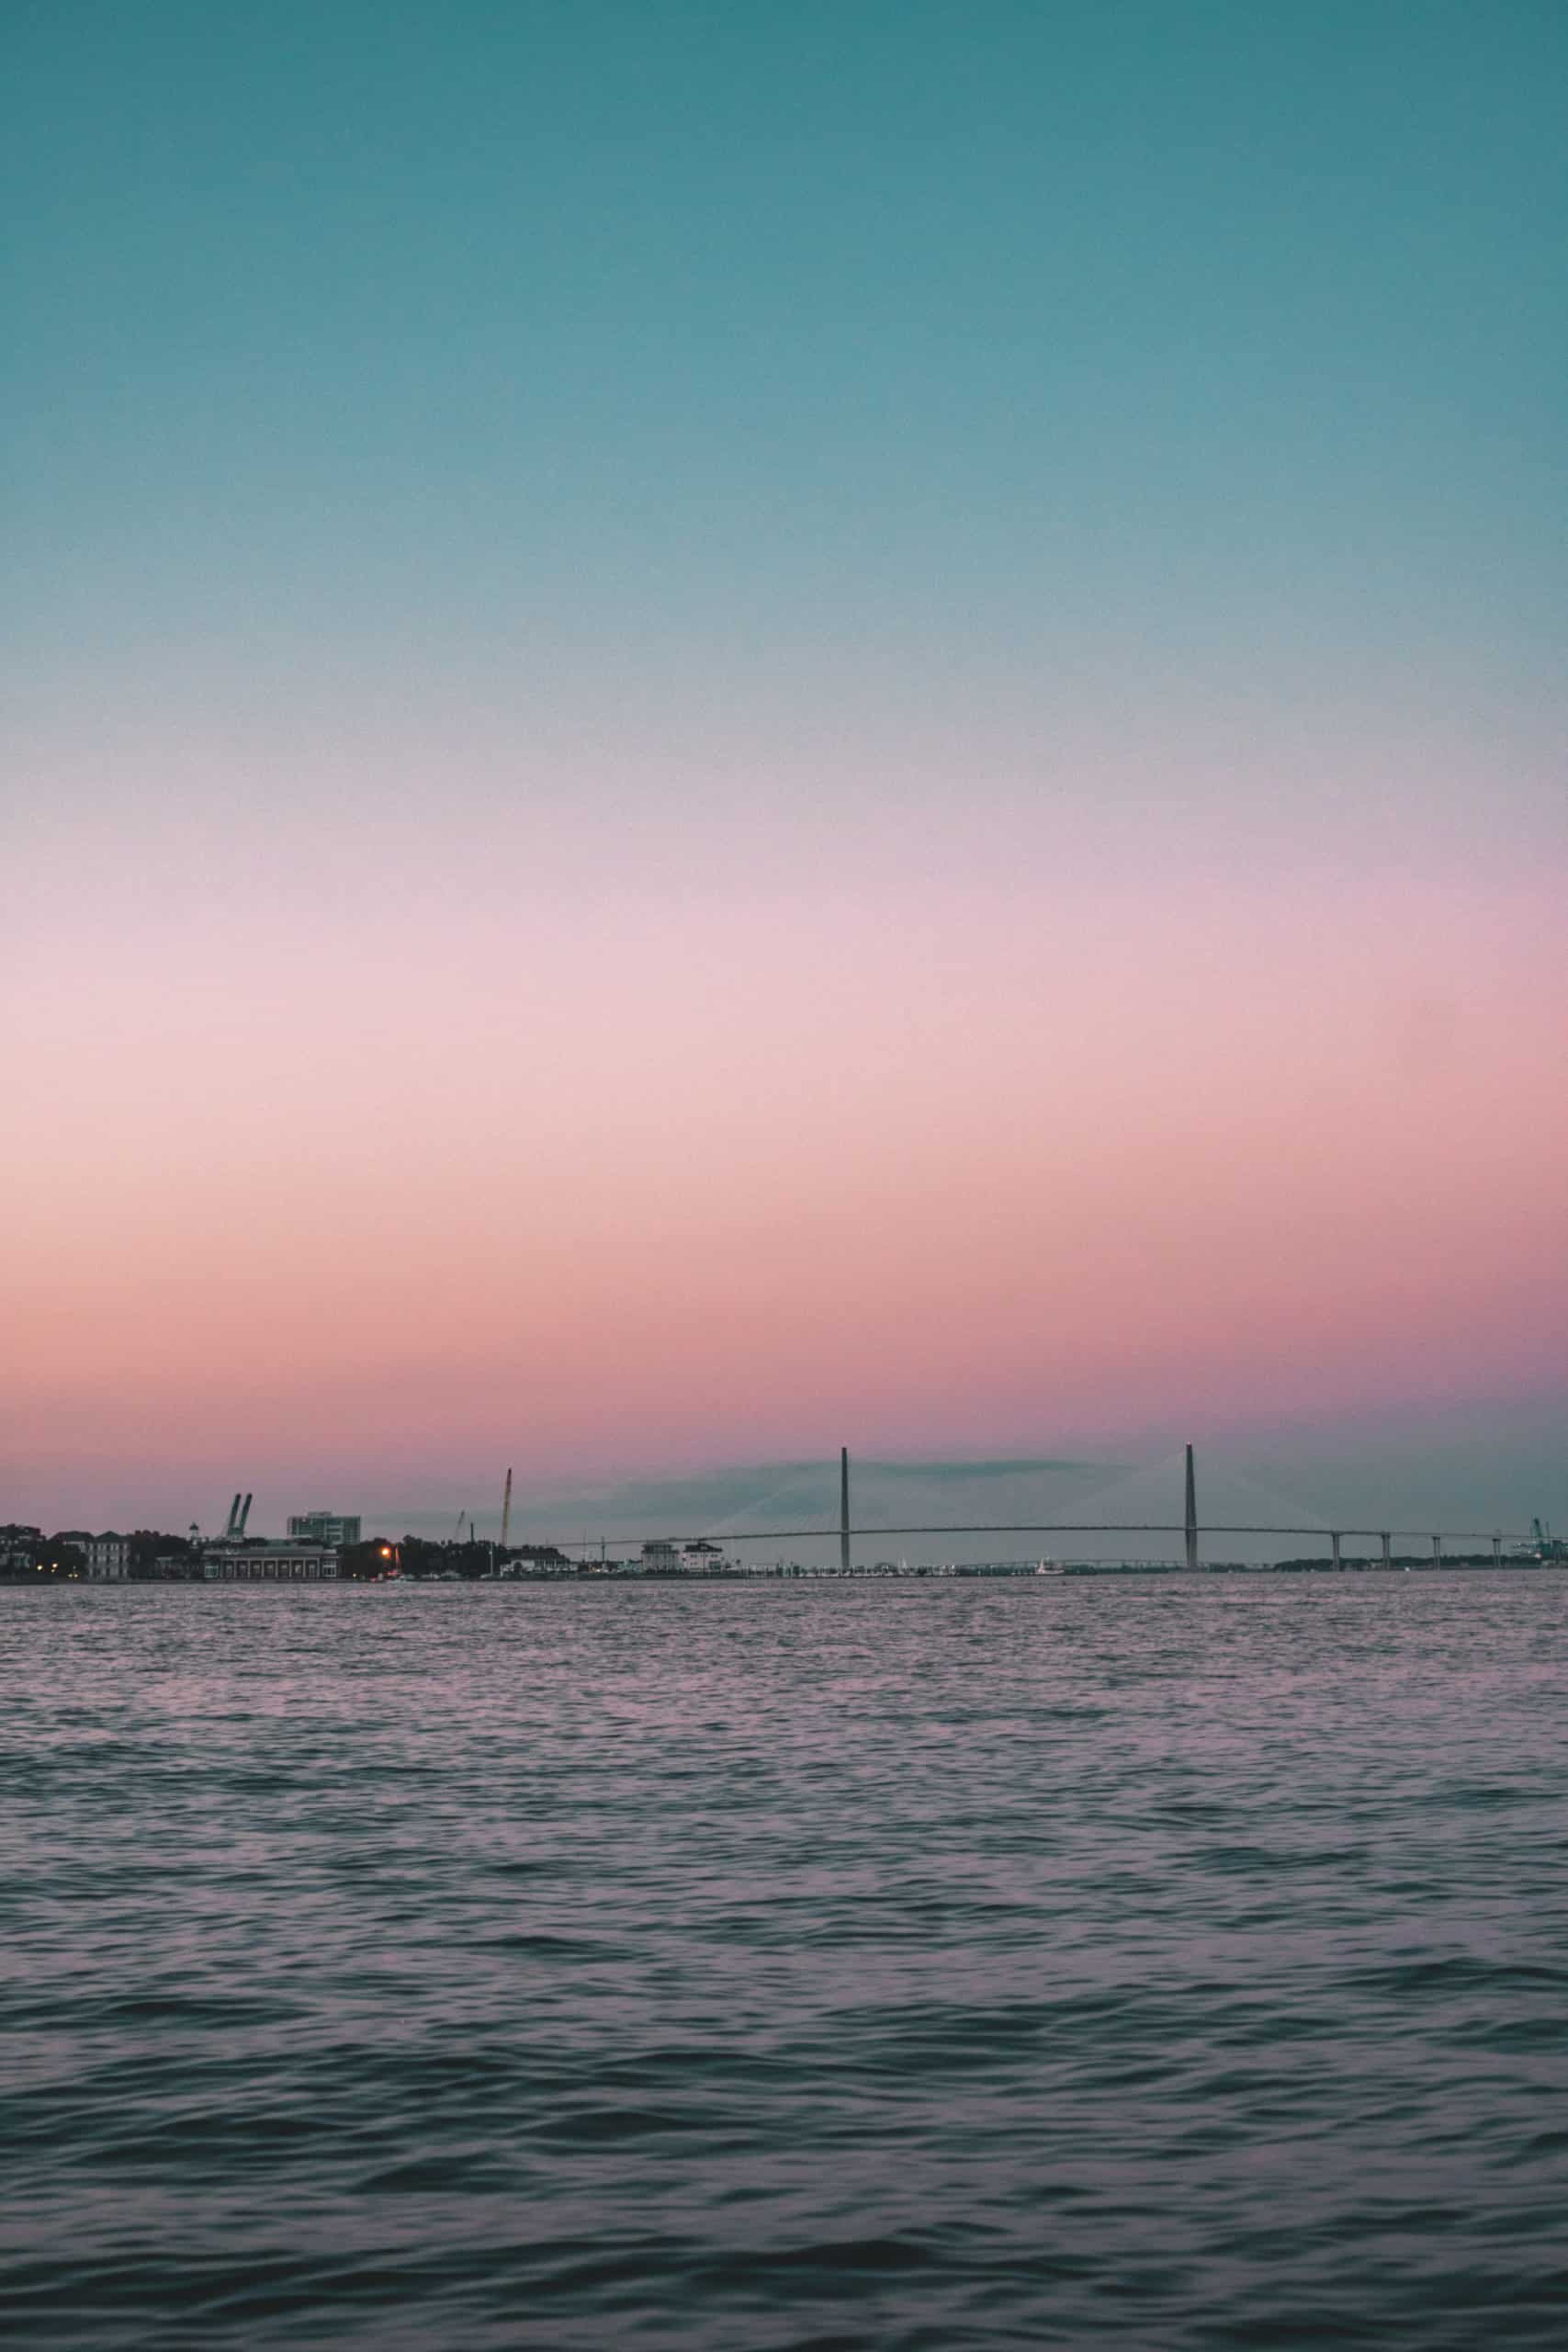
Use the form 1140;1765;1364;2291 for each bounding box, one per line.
5;1579;1567;2349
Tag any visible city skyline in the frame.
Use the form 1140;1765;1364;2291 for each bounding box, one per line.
10;1415;1566;1561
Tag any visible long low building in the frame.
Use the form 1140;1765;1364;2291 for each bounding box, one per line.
202;1544;339;1582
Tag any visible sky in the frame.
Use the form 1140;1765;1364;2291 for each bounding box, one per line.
4;1;1565;1537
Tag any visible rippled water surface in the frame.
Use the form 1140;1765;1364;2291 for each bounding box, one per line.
5;1577;1568;2347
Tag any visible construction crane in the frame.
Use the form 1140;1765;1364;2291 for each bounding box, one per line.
501;1467;513;1552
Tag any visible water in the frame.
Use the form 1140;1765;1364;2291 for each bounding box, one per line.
5;1577;1567;2348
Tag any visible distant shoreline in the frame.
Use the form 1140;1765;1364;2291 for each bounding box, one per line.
6;1557;1563;1589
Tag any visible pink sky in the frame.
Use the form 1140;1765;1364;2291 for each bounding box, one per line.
6;717;1565;1532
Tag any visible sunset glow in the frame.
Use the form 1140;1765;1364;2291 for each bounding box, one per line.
6;2;1565;1532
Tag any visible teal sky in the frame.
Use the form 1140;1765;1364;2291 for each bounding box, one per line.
6;2;1567;1532
7;0;1565;730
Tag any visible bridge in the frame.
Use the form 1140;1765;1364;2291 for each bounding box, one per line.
533;1449;1534;1569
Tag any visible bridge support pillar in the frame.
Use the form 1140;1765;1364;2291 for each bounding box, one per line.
840;1448;851;1576
1184;1444;1199;1571
1331;1531;1342;1572
1432;1534;1443;1570
1381;1532;1392;1570
1493;1535;1502;1567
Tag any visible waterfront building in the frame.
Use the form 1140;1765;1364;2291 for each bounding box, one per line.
287;1511;361;1547
682;1540;728;1572
1;1525;43;1574
86;1533;130;1578
636;1539;733;1572
202;1543;339;1582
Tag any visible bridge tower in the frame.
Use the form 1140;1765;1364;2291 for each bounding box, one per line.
840;1448;852;1575
1184;1444;1199;1572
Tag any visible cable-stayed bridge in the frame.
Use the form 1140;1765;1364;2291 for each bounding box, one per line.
525;1448;1535;1567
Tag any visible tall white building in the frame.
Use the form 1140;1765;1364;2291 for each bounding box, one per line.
287;1512;361;1547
